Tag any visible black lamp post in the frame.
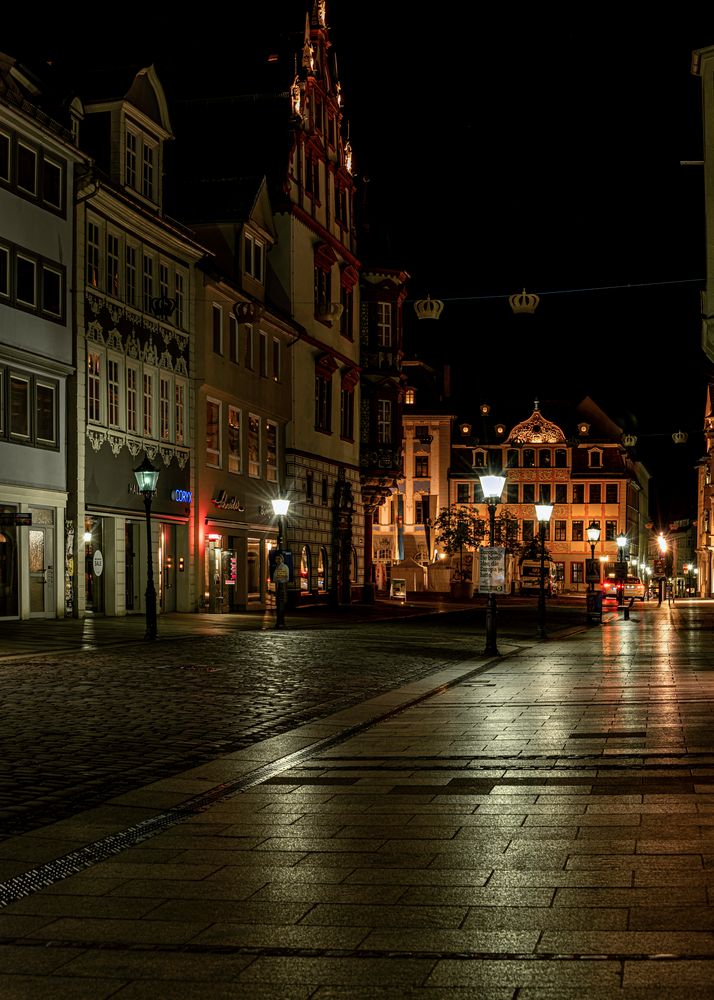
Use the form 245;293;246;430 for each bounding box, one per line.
587;521;601;592
535;502;554;640
616;531;628;606
479;473;506;656
271;497;290;628
133;455;160;641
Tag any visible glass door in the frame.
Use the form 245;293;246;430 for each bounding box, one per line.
29;525;54;616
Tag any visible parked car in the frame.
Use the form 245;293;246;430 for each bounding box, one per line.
623;576;646;600
602;575;646;602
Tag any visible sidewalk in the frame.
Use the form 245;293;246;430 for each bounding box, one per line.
1;603;713;996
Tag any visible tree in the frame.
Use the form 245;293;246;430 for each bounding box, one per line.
433;505;485;581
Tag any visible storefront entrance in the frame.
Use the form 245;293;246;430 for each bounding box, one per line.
28;524;55;616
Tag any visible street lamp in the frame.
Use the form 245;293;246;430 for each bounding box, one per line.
479;473;506;656
616;531;628;605
587;521;601;590
271;497;291;628
133;455;160;641
535;502;554;640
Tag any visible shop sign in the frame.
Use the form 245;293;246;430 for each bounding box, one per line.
93;550;104;576
0;513;32;526
171;489;192;503
212;489;244;511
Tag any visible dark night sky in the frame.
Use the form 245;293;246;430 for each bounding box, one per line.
4;5;713;521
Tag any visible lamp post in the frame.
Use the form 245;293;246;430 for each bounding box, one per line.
616;531;628;605
271;497;290;628
535;502;554;640
479;473;506;656
133;455;160;641
587;521;601;592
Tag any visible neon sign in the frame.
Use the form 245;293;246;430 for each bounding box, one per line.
171;489;192;503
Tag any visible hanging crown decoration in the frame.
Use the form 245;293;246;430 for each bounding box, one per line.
413;294;444;320
509;287;540;314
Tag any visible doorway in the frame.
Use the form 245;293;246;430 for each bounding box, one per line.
160;524;176;613
28;523;55;617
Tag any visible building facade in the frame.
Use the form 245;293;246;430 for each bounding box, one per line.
70;66;206;618
394;397;651;595
0;54;85;620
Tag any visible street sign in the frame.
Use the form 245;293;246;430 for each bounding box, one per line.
479;547;506;594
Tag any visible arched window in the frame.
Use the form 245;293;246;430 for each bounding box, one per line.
317;546;328;591
300;545;311;592
351;545;358;583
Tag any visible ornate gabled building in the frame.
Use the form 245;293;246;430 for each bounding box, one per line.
70;65;206;617
170;0;363;606
0;53;86;620
393;392;651;595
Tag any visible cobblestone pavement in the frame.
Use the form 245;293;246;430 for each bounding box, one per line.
0;599;713;995
0;599;586;841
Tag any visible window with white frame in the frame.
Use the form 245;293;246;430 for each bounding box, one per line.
159;374;171;441
87;350;102;423
175;378;186;446
228;405;241;474
377;399;392;444
142;254;153;313
248;412;260;477
244;232;265;283
107;356;121;428
125;130;137;189
41;265;61;318
16;254;36;307
86;221;100;289
174;271;185;328
377;302;392;347
16;143;37;196
9;373;30;441
206;398;221;467
42;158;62;210
159;262;169;301
106;233;120;298
272;337;280;381
266;420;278;482
259;331;268;376
142;142;155;201
125;245;136;306
142;369;155;437
35;378;57;447
126;363;139;434
229;314;239;363
0;246;8;298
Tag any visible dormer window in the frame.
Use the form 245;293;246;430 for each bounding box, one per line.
124;123;158;204
244;232;265;284
588;448;603;468
405;388;415;405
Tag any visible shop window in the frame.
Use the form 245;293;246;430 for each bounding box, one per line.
571;563;584;584
317;547;328;591
300;545;311;591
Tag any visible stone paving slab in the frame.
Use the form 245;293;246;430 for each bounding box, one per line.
2;603;714;994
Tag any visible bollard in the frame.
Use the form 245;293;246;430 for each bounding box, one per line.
623;597;634;621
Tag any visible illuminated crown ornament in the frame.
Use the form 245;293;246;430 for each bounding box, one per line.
672;430;688;445
622;433;637;447
413;294;444;320
509;287;540;315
